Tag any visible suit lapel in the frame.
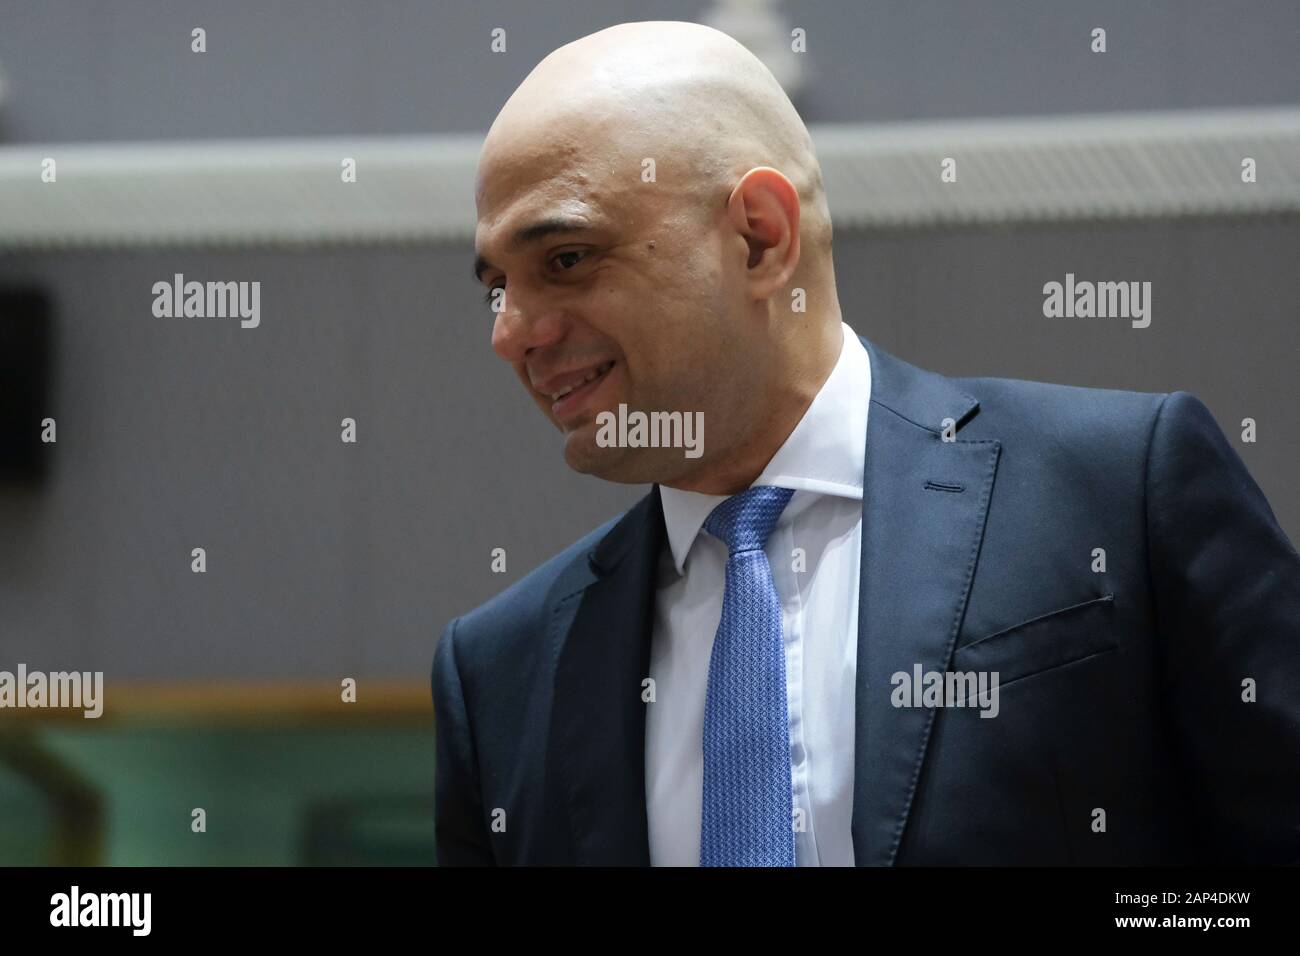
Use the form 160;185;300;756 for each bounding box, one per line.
852;336;1001;865
550;486;664;865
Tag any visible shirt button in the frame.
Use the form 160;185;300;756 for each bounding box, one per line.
791;742;805;765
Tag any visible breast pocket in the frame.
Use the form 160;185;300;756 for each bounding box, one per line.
951;593;1118;687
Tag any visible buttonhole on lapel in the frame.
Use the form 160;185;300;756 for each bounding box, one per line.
924;480;965;493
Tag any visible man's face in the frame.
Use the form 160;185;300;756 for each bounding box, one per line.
474;118;745;484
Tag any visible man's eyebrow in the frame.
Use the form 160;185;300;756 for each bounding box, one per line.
473;218;593;283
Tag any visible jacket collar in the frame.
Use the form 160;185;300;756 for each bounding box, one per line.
850;337;998;864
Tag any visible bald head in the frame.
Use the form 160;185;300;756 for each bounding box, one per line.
479;21;832;262
475;21;843;494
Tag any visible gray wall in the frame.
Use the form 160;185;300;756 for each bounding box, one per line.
1;1;1297;679
0;246;645;678
2;218;1297;679
2;0;1299;143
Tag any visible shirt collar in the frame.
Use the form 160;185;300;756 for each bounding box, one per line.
657;322;871;575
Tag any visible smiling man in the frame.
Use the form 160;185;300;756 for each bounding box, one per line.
433;20;1300;866
470;20;840;492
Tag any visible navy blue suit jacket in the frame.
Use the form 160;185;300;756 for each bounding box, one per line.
433;335;1300;865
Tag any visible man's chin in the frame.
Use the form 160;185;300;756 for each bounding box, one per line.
561;431;635;481
560;431;681;485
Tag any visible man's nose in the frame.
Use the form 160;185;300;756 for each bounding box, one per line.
490;289;566;363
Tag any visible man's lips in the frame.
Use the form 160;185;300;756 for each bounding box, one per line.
536;360;616;419
532;360;616;400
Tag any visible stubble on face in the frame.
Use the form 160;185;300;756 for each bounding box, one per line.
478;116;748;487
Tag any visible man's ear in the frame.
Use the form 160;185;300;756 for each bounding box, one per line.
726;166;801;299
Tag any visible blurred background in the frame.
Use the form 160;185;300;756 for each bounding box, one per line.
0;0;1297;864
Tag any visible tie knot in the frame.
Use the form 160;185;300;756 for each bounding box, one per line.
703;485;795;555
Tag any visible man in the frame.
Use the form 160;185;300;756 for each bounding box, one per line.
433;21;1300;866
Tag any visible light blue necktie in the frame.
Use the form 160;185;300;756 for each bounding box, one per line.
699;485;797;867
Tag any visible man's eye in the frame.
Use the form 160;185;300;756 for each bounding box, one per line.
552;250;586;270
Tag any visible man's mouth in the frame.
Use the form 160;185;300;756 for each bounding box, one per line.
545;360;616;418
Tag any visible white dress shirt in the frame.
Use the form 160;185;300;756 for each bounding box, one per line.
646;322;869;866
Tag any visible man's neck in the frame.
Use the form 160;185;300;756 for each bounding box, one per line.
664;315;844;495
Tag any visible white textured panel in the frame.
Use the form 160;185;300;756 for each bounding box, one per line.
0;135;482;251
814;108;1300;228
0;109;1297;250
